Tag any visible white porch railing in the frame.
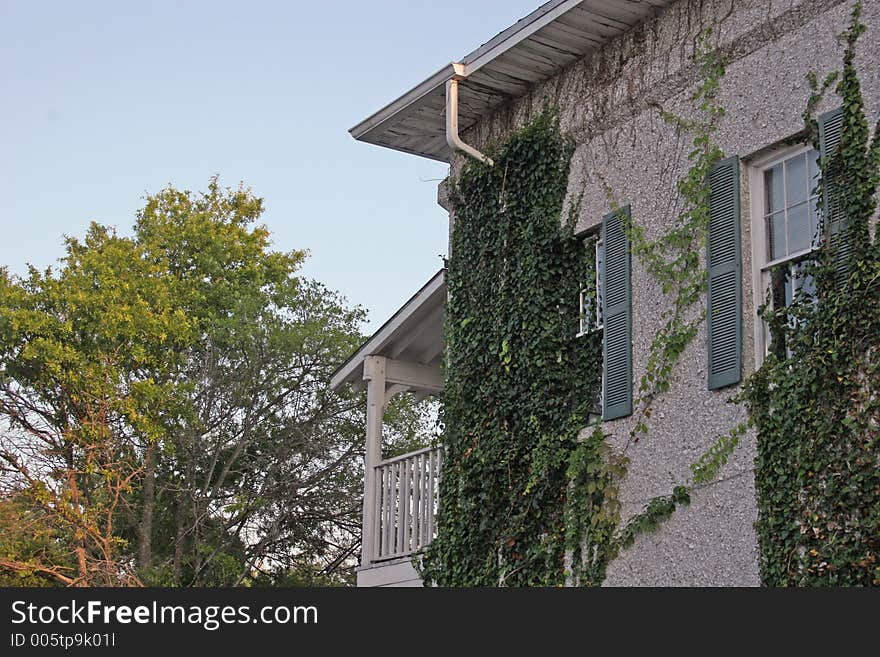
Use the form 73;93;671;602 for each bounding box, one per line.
372;445;442;561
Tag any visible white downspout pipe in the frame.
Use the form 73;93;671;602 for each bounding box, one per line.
445;63;494;167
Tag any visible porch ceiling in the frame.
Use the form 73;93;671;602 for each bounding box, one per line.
350;0;672;162
329;269;445;392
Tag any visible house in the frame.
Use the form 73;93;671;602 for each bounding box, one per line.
330;0;880;587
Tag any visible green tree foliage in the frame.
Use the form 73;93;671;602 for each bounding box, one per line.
0;496;77;585
0;177;423;586
0;220;197;585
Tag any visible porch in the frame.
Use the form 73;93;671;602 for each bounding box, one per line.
329;270;445;587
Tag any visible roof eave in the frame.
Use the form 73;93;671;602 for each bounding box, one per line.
349;0;586;161
349;63;456;143
329;269;446;391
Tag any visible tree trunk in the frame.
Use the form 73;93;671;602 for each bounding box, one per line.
172;492;185;584
66;444;89;586
138;442;156;573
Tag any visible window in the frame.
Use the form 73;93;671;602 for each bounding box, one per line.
577;234;605;423
763;148;821;261
577;237;604;336
750;145;821;363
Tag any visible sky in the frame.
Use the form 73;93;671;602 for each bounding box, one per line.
0;0;539;333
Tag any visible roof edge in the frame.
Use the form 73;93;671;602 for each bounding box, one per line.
460;0;583;75
329;269;446;391
349;0;584;153
349;64;455;141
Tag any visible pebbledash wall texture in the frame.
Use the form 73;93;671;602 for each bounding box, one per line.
439;0;880;586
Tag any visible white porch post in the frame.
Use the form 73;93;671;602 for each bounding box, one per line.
361;355;386;567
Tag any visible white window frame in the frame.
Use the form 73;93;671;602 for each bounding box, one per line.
576;238;604;338
576;234;604;423
749;143;821;366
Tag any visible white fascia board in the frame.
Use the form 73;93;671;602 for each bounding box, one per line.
329;270;445;392
349;64;456;141
349;0;584;151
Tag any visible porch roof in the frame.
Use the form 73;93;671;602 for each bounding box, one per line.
349;0;672;162
330;269;445;392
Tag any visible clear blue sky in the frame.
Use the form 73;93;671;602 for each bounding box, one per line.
1;0;538;333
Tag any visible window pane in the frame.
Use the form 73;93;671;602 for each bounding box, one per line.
784;271;795;307
765;163;784;213
767;211;786;260
808;148;820;194
787;201;810;254
785;153;807;204
793;263;816;300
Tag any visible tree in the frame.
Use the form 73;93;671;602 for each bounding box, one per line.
0;223;195;585
0;177;432;586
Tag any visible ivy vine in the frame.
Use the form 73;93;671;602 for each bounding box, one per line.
419;110;604;586
622;28;727;440
744;0;880;586
420;29;747;587
593;28;746;555
420;2;878;587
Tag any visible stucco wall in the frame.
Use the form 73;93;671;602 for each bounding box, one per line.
445;0;880;585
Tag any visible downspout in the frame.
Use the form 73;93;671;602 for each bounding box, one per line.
445;63;494;167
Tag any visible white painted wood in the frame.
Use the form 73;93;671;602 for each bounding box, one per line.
384;383;408;407
329;271;445;391
373;464;383;561
369;445;441;562
411;453;422;553
383;462;393;557
376;445;436;467
417;340;444;366
399;459;410;555
379;578;423;588
421;453;429;546
384;358;444;392
430;450;439;544
390;306;443;359
361;355;385;567
356;560;422;588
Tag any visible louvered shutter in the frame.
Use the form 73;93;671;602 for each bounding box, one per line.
706;156;742;390
601;205;632;420
817;107;849;288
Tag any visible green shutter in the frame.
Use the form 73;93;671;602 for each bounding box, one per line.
706;156;742;390
602;205;632;420
818;107;849;288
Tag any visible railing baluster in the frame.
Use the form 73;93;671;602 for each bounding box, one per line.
404;459;411;552
424;452;430;546
382;466;394;557
370;446;442;561
374;465;384;560
411;453;422;552
391;461;404;556
376;465;382;559
435;450;442;530
426;449;434;542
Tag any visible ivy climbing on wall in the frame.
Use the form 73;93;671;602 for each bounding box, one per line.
420;1;879;588
419;110;605;586
745;1;880;586
420;32;751;587
623;28;727;440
